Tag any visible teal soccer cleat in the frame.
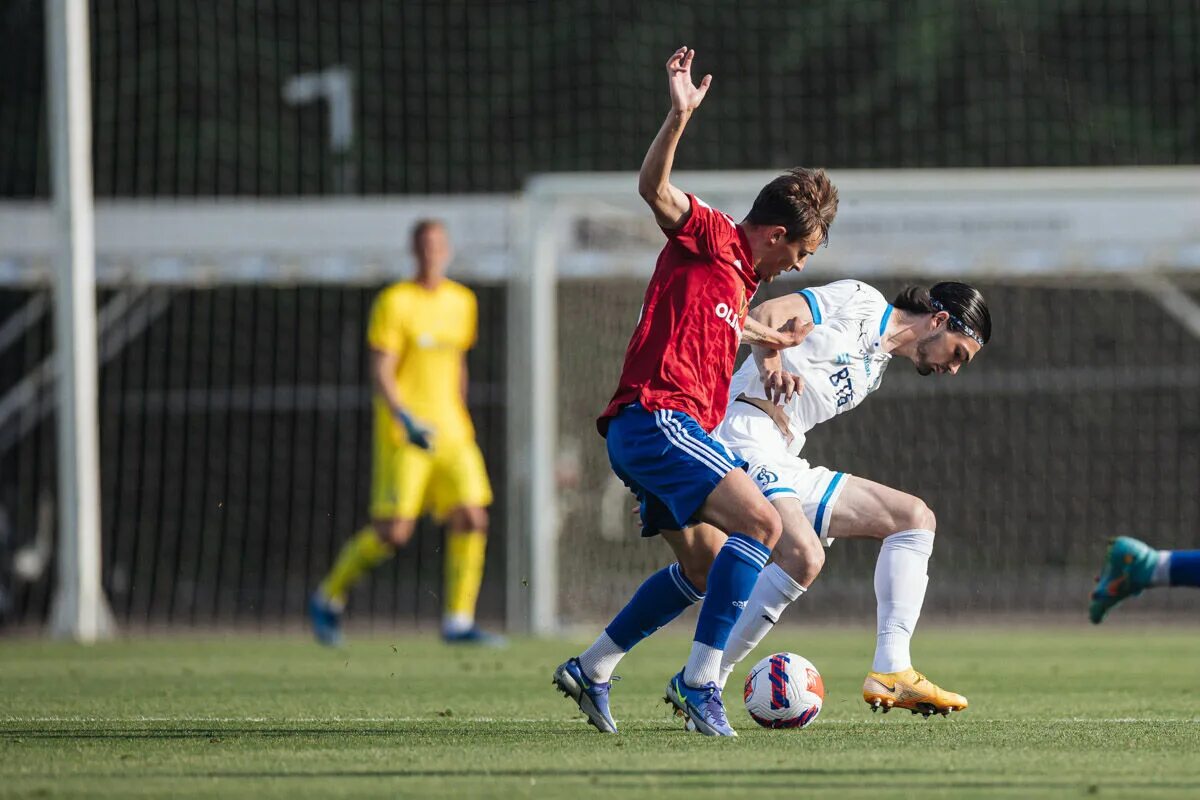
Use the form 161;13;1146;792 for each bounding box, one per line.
1089;536;1159;624
665;669;737;737
553;658;618;733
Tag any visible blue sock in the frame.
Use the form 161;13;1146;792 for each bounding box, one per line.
1168;550;1200;587
604;563;705;651
686;533;771;687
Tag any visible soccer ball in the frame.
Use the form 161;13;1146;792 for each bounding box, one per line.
743;652;824;729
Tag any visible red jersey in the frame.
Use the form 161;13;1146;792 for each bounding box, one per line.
599;194;760;434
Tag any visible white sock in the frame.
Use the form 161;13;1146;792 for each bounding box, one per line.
684;642;723;687
872;529;935;674
577;631;626;684
1152;551;1172;587
442;612;473;635
718;564;806;688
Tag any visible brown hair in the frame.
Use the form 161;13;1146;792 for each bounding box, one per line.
745;168;839;245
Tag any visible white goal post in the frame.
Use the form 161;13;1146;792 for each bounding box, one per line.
511;167;1200;635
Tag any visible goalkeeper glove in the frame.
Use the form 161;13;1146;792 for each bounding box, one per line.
393;408;433;450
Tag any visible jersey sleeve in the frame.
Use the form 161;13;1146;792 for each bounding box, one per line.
464;288;478;349
797;280;881;324
663;193;739;259
366;289;406;355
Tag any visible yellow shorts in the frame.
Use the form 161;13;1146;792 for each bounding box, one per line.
369;432;493;522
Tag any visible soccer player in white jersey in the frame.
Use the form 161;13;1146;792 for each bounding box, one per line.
708;278;991;716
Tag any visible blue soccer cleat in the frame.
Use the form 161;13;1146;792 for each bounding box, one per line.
308;591;344;647
441;626;508;648
552;657;618;734
665;668;737;737
1090;536;1159;624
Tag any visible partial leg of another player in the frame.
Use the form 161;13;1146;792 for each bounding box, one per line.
831;477;967;717
1090;537;1200;623
716;499;824;689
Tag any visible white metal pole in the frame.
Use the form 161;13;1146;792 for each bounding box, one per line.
504;200;532;634
506;182;559;636
46;0;114;641
527;191;559;636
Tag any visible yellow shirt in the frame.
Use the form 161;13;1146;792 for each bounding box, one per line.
367;279;477;445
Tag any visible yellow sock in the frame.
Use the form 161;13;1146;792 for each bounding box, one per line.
443;529;487;630
320;526;394;605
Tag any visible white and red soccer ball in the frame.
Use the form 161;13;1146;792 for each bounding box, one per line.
743;652;824;729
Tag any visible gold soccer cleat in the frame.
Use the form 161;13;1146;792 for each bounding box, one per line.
862;668;968;718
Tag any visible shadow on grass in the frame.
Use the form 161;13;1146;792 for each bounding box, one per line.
10;769;1200;792
3;726;579;739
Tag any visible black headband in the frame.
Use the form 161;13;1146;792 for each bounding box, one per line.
929;298;985;346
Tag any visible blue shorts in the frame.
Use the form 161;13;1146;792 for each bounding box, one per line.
605;403;747;537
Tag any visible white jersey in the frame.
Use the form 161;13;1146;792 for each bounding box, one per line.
729;280;893;456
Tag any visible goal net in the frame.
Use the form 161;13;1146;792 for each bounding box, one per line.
520;169;1200;632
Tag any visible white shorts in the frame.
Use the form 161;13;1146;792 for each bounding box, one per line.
714;401;850;545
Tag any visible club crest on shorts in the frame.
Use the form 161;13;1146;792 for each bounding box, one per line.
753;465;778;486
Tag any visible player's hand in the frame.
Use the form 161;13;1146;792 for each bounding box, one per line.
770;317;814;350
762;368;804;405
393;409;434;450
666;47;712;113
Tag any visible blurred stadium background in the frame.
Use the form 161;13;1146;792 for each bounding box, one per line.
1;0;1198;638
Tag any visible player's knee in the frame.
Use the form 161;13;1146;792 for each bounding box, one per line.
748;502;783;549
374;518;415;547
895;496;936;534
775;534;824;585
451;506;489;533
679;552;716;593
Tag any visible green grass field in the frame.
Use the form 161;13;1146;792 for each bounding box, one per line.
2;626;1198;799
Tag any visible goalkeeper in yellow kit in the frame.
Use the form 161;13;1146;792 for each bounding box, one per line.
309;219;501;646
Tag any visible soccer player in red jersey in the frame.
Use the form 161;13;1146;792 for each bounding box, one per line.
554;47;839;736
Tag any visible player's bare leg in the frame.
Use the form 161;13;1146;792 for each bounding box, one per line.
310;518;413;646
717;498;824;688
832;478;967;717
663;469;782;736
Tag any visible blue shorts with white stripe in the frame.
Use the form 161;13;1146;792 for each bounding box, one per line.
605;403;747;537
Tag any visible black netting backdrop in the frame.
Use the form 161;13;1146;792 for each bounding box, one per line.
1;0;1198;198
0;285;508;629
1;0;1198;629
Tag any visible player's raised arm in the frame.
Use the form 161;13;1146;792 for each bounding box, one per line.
638;47;712;229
